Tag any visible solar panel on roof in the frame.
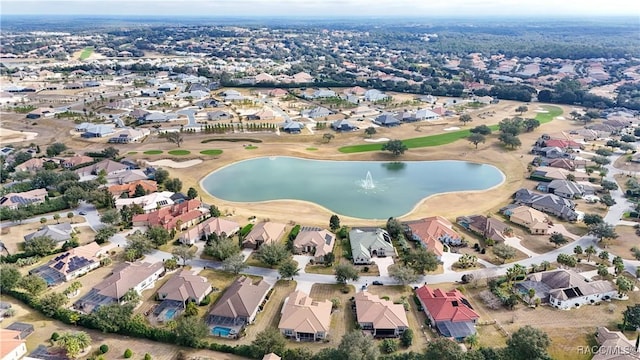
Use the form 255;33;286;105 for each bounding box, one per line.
53;262;64;270
324;234;332;245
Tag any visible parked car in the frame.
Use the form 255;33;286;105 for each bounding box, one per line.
79;211;87;215
372;281;384;286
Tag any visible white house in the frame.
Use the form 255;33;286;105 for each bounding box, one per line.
0;329;27;360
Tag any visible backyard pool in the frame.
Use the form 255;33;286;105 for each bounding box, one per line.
211;326;233;337
164;308;177;320
202;157;504;219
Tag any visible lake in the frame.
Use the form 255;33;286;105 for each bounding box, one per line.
201;157;504;219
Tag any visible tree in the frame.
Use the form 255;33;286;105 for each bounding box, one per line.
46;142;68;157
0;267;21;293
63;187;86;208
406;247;440;274
622;304;640;331
585;245;597;262
573;245;583;256
583;214;604;226
381;139;408;156
184;301;199;317
102;146;120;159
165;132;184;147
21;274;48;296
459;114;472;125
133;184;147;197
468;133;486;149
63;281;82;297
380;338;398;354
67;212;74;220
335;262;359;284
424;338;465;360
323;133;335;143
592;155;611;166
122;288;140;304
506;326;551;360
549;232;568;247
222;253;247;274
100;209;121;226
364;127;377;138
329;215;341;231
175;316;208;347
125;231;154;260
601;180;619;191
187;187;198;200
457;254;478;269
146;226;172;247
470;124;492;135
597;264;609;277
278;258;300;280
154;168;169;184
588;222;618;244
252;328;286;359
499;133;521;149
516;105;528;115
172;245;194;266
258;242;290;267
524;118;540;132
506;264;527;285
540;261;551;271
616;277;633;297
466;333;479;349
337;331;379;360
493;243;516;263
24;235;56;256
388;264;419;285
205;237;240;261
283;348;313;360
40;217;47;224
53;213;61;223
595;148;614;157
164;178;183;193
57;332;92;359
400;328;413;347
323;252;336;266
90;303;134;333
620;143;636;153
95;226;116;245
40;292;69;317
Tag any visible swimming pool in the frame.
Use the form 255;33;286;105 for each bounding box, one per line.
165;308;177;320
211;326;232;336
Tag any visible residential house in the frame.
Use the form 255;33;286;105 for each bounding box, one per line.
30;242;103;285
415;285;480;340
75;159;130;178
413;109;440;121
61;154;94;169
262;354;281;360
130;108;151;121
197;98;221;108
281;120;304;134
516;269;618;310
207;276;272;327
108;179;158;198
293;227;336;263
0;329;27;360
348;228;396;265
132;199;209;231
108;128;150;143
243;222;287;249
156;269;212;306
354;291;409;338
502;205;549;234
14;157;51;172
540;180;586;199
107;169;149;185
179;216;240;245
115;191;175;212
331;119;357;131
222;90;244;102
253;107;276;120
24;223;73;244
593;327;640;360
74;261;165;313
75;123;116;138
207;110;232;121
547;158;578;171
268;89;288;97
541;138;583;150
405;216;461;258
0;188;47;210
456;215;510;243
514;188;578;221
255;73;276;83
373;113;401;127
291;72;313;83
531;146;571;159
301;107;332;119
531;166;589;182
141;112;173;123
279;290;332;342
364;89;389;102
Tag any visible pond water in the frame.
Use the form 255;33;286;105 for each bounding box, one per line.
201;157;504;219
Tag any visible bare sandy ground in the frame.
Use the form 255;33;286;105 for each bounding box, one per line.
145;159;203;168
0;127;39;143
364;137;390;143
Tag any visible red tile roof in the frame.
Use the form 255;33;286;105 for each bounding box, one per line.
415;285;479;323
132;199;205;230
544;139;582;149
406;216;459;257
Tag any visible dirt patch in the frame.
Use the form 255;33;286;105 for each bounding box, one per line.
0;127;39;143
146;159;204;168
609;225;640;260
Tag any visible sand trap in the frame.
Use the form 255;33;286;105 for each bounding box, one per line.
364;137;390;143
443;127;460;131
146;159;203;168
556;116;566;120
0;128;38;143
535;109;549;113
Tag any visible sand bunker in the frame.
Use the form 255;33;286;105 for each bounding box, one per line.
443;127;460;131
146;159;203;168
556;116;566;120
364;137;390;143
535;109;549;113
0;128;38;143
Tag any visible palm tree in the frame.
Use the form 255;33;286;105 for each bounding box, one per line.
506;264;526;285
541;261;551;271
585;245;597;262
465;333;479;349
528;288;536;305
529;263;539;274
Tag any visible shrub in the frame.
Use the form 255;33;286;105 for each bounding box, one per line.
380;338;398;354
200;295;211;306
381;296;390;301
99;344;109;354
401;328;414;347
50;332;60;341
363;266;370;273
144;353;152;360
124;349;133;358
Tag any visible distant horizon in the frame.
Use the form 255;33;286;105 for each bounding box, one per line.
2;0;638;17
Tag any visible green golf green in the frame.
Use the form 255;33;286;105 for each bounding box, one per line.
244;146;258;150
168;150;191;155
200;149;223;156
143;150;163;155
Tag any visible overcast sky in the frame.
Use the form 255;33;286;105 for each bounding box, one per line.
2;0;638;17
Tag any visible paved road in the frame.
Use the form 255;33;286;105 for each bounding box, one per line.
177;108;199;128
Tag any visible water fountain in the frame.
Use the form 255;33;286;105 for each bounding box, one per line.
360;171;375;190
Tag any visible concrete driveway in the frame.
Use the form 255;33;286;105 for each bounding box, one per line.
371;256;394;276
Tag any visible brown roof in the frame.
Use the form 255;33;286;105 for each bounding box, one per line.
108;179;158;197
181;216;240;241
278;290;331;334
208;276;271;320
46;242;102;275
406;216;459;256
93;261;164;299
293;228;335;258
354;291;408;329
594;327;640;360
61;154;94;167
243;222;286;247
157;269;212;302
509;206;548;230
132;199;207;230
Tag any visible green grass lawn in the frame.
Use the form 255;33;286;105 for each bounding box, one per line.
167;149;191;155
306;147;318;151
127;151;138;155
143;150;163;155
199;149;223;156
338;105;562;153
79;47;94;60
244;145;258;150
